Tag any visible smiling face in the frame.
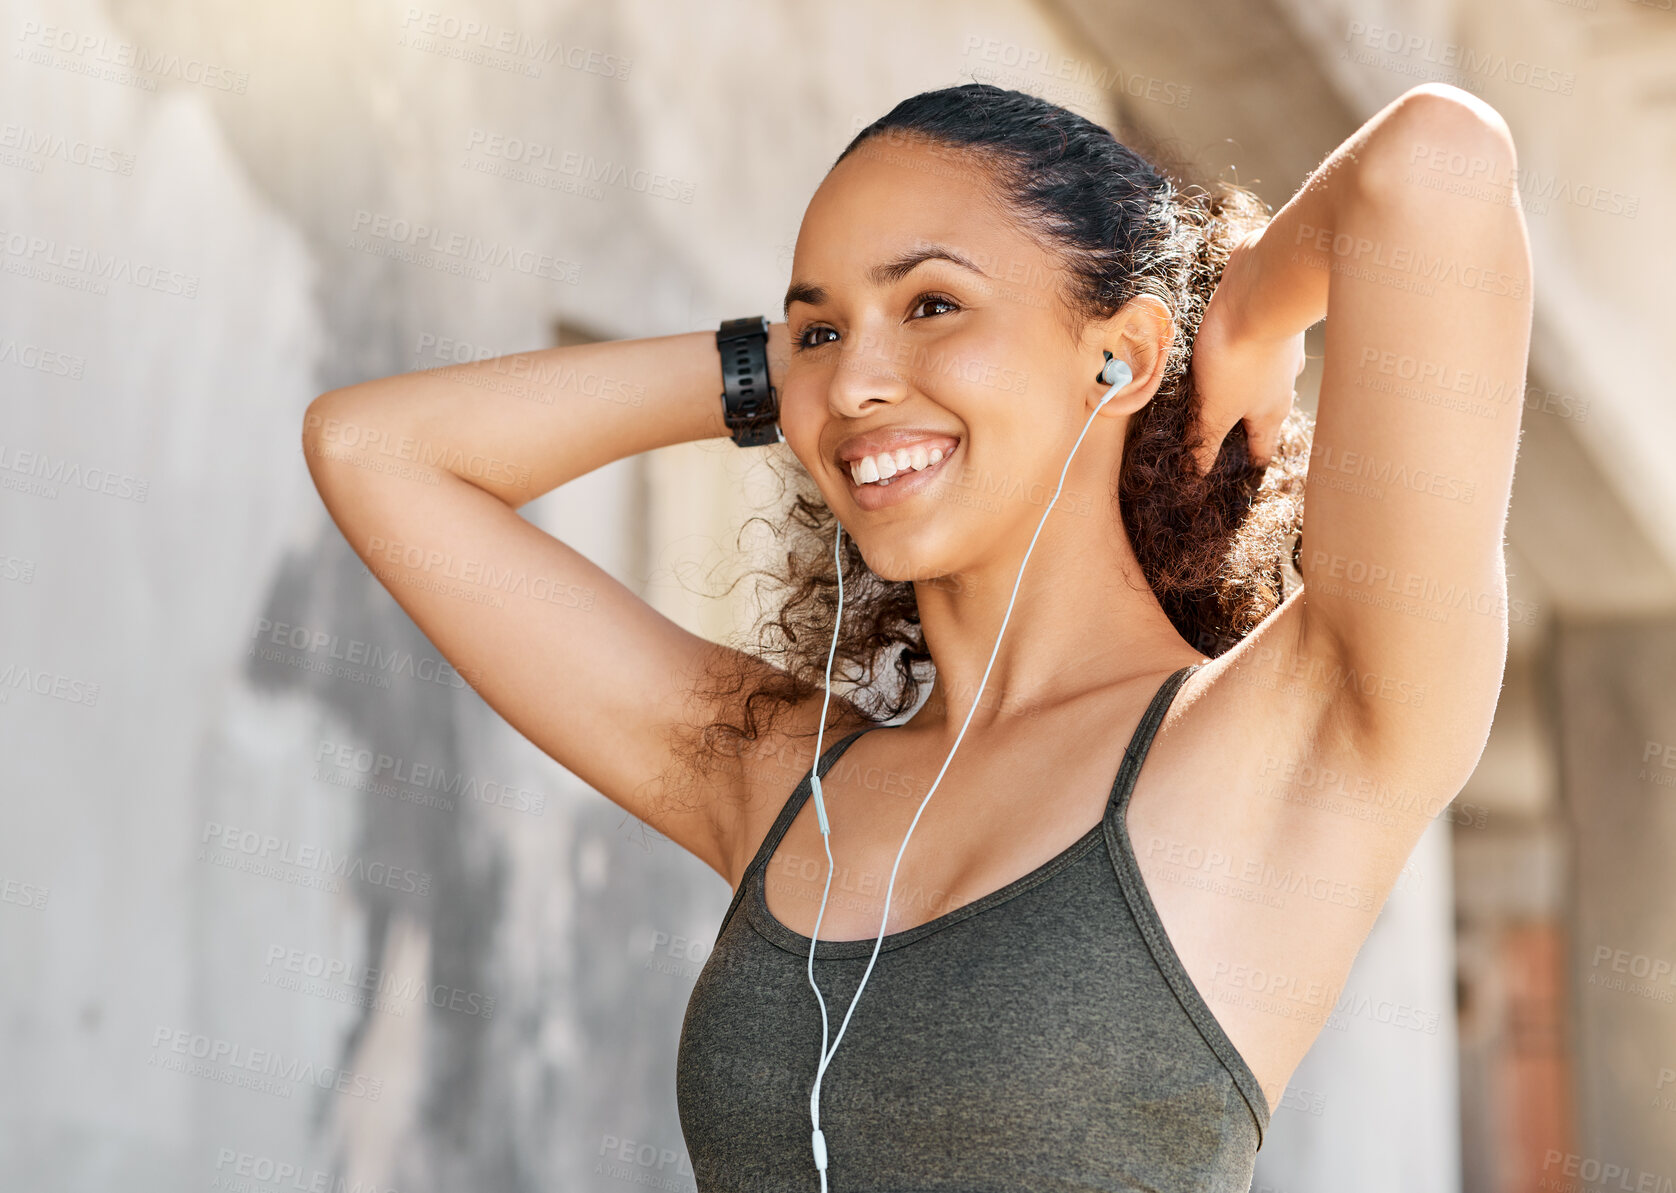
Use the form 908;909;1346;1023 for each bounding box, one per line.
778;135;1123;586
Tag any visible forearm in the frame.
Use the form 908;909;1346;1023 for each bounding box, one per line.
1218;89;1467;344
303;321;792;506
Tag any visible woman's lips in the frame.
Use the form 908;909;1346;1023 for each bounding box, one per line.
844;440;961;511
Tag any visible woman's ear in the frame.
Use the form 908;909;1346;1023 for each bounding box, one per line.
1083;294;1175;415
1114;295;1175;393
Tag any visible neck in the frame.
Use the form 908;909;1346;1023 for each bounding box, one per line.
906;498;1197;739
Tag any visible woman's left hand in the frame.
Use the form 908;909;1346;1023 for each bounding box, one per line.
1187;235;1307;475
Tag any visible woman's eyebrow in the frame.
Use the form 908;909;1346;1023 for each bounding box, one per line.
783;245;989;318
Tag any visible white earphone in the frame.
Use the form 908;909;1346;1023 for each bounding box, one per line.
1098;349;1131;389
800;352;1134;1189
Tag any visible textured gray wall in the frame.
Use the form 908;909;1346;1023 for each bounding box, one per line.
0;1;1104;1190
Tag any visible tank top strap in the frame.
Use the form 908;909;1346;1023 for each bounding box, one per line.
1105;663;1202;818
717;724;882;938
1101;660;1271;1141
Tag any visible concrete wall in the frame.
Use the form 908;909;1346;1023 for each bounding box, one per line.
0;1;1092;1189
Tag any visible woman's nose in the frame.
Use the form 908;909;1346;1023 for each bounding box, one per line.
827;330;911;416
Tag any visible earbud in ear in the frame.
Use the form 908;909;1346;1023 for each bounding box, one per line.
1098;350;1132;389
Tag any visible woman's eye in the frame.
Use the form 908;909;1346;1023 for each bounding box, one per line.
793;295;957;351
794;326;839;351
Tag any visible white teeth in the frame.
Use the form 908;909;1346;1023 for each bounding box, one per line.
846;442;955;486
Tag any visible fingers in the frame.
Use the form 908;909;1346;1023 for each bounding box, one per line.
1244;417;1277;469
1194;418;1229;475
1197;414;1276;475
1240;393;1287;469
1245;388;1298;470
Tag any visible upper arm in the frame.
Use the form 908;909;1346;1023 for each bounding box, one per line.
302;391;788;882
1294;84;1533;798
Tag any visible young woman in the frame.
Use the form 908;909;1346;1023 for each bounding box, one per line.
305;82;1530;1191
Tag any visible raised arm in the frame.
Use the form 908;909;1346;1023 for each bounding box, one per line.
302;324;811;882
1204;83;1533;814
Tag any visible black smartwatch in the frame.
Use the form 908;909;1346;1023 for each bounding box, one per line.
717;316;783;447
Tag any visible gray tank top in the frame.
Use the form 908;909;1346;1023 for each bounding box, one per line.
677;663;1270;1191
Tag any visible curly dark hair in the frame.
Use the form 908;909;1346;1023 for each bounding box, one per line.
667;83;1311;790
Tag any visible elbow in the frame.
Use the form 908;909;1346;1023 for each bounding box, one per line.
1356;83;1519;209
300;389;353;482
301;388;349;450
302;391;328;444
1395;83;1515;150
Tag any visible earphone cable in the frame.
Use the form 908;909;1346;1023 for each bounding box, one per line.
802;372;1126;1184
804;516;847;1191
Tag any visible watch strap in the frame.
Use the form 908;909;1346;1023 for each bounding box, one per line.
717;316;782;447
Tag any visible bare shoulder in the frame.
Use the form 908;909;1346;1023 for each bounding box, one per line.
716;690;878;891
1128;592;1487;1109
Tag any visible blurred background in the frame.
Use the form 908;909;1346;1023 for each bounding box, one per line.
3;0;1673;1190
